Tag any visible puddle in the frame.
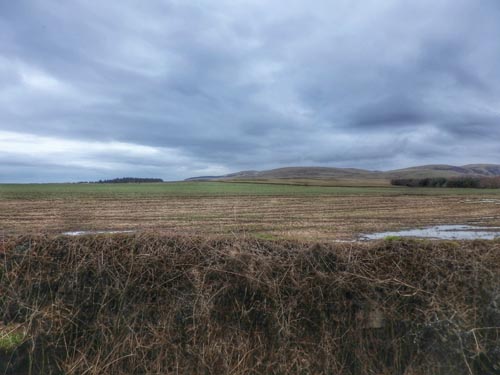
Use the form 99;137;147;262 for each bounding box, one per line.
361;225;500;241
62;230;135;236
464;199;500;204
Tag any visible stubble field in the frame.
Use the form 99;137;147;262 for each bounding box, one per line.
1;181;499;240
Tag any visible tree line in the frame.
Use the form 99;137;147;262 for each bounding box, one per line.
391;176;500;188
95;177;164;184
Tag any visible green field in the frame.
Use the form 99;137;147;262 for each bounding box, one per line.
1;181;500;200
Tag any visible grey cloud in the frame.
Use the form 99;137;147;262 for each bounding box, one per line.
0;0;499;182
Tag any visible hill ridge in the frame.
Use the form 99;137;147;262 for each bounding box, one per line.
186;164;500;181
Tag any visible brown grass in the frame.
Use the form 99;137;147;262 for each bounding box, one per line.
1;195;500;241
1;234;499;374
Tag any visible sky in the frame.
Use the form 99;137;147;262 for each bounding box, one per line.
1;0;500;182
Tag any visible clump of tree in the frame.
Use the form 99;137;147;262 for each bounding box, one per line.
475;176;500;188
391;177;448;188
391;176;500;188
96;177;164;184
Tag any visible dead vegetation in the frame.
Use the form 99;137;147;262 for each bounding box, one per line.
1;234;499;374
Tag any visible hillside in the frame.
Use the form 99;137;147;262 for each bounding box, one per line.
186;164;500;181
385;164;500;179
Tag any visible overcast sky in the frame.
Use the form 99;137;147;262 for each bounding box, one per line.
1;0;500;182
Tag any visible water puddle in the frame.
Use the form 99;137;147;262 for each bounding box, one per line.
361;225;500;241
62;230;135;236
464;199;500;204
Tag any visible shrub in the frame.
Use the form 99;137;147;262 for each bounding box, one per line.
391;176;500;188
1;235;499;374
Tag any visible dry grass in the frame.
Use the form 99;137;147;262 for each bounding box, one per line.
1;234;499;374
1;194;500;240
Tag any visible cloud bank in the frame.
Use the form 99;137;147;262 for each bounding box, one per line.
1;0;499;181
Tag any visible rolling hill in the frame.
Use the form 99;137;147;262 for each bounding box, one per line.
186;164;500;182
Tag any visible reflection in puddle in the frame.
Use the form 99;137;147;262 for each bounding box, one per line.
361;225;500;241
62;230;135;236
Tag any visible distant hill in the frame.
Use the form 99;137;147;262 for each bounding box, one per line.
186;164;500;181
385;164;500;179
